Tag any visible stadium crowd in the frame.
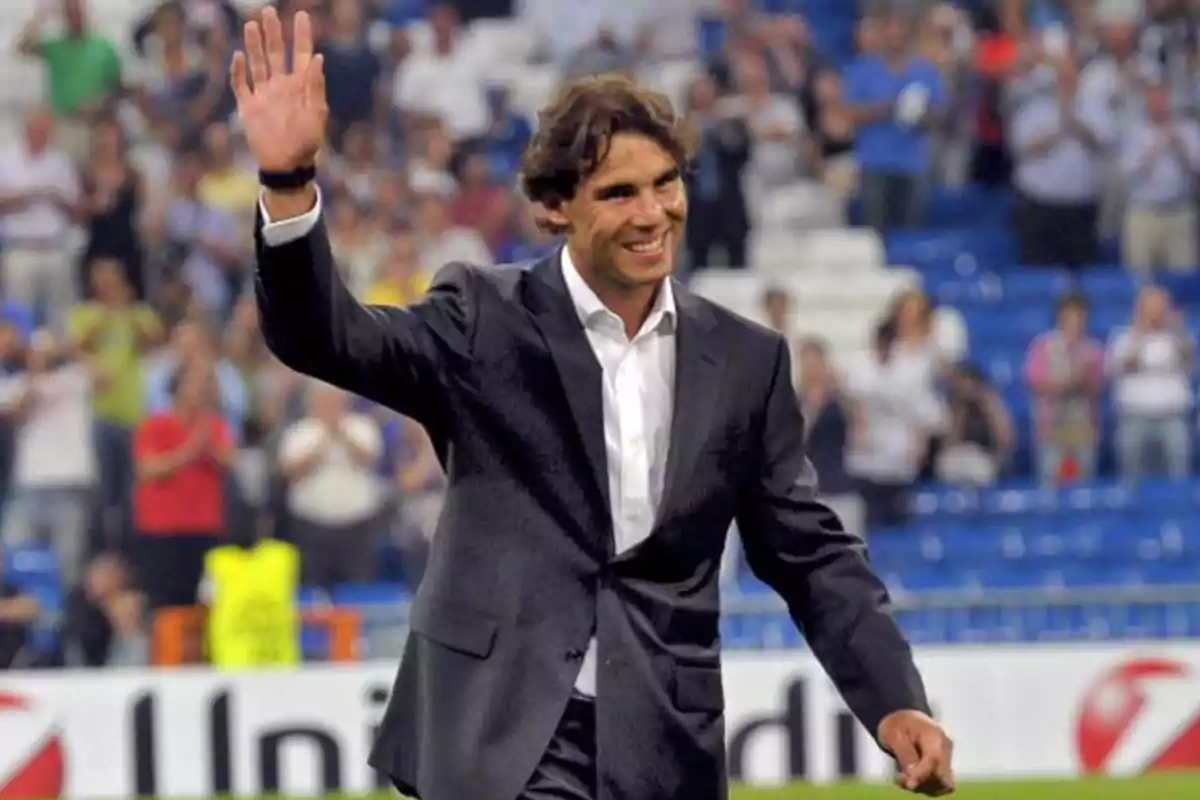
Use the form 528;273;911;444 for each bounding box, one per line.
0;0;1199;669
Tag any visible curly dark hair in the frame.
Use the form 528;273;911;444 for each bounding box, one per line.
519;73;697;228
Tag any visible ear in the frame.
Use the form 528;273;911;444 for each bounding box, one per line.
542;199;570;233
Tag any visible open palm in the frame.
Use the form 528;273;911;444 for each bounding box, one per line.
231;8;327;173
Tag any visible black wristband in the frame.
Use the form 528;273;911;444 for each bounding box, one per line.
259;165;317;190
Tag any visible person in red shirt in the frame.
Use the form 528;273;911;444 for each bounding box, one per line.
133;363;233;609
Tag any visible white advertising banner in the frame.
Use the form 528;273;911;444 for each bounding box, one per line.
3;642;1200;798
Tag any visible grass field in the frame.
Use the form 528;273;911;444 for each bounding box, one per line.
374;772;1199;799
728;771;1200;797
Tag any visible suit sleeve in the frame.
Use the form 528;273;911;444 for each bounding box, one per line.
735;337;930;743
254;190;477;430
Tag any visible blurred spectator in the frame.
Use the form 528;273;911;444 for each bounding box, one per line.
393;418;441;587
725;50;808;214
392;2;489;140
0;107;82;331
0;330;95;586
844;11;945;231
917;3;976;187
968;5;1016;187
760;285;792;337
363;229;430;306
1107;285;1195;483
684;73;751;270
132;364;233;609
521;0;656;65
57;552;146;667
450;151;512;254
848;289;949;525
80;119;146;301
197;122;259;226
199;529;301;669
935;364;1014;487
478;86;533;183
179;18;237;140
1139;0;1199;110
16;0;122;164
130;1;201;143
414;193;492;270
1119;82;1200;275
494;199;559;263
406;123;458;198
69;258;162;546
797;338;864;536
133;0;242;57
146;150;243;319
104;588;149;666
809;69;858;202
1025;293;1105;486
327;193;390;297
564;26;642;80
145;317;248;441
317;0;385;145
278;382;384;589
1010;57;1112;269
0;544;38;669
328;121;387;207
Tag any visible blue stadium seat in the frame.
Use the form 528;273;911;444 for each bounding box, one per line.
330;582;412;607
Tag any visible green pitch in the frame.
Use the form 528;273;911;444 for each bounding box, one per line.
365;771;1200;800
731;771;1200;798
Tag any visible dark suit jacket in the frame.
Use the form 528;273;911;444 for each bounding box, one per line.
255;215;929;800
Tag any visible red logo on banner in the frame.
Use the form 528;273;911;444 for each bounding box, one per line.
0;692;65;798
1076;657;1200;774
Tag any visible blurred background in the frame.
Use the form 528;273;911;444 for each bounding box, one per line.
1;0;1200;796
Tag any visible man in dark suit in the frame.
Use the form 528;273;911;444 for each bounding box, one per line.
235;8;955;800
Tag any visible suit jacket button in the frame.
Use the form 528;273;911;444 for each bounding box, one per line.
565;648;584;662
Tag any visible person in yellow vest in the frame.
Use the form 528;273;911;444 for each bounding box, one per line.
199;528;301;669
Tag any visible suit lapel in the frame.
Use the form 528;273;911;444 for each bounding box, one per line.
525;253;612;539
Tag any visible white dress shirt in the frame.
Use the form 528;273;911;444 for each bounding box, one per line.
1010;93;1114;204
259;192;679;696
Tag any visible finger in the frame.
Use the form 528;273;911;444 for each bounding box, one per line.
905;740;943;792
305;53;327;111
245;20;269;89
292;10;314;72
263;6;287;77
890;737;921;789
230;51;252;105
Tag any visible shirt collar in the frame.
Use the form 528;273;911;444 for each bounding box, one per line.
559;246;676;337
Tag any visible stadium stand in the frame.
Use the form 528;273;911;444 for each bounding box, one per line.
0;0;1192;676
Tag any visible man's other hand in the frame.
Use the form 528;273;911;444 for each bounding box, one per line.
878;709;955;795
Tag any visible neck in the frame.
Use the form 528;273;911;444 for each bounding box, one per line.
568;244;661;338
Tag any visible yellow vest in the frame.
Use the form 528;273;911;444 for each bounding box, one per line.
204;540;301;669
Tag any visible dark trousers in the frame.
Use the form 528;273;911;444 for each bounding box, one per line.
861;171;923;232
686;200;748;271
521;692;597;800
292;516;379;589
1014;193;1098;270
135;533;219;609
95;420;134;550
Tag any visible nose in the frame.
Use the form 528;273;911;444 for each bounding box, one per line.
631;190;667;227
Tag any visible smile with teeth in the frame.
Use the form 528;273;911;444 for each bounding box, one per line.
625;237;666;254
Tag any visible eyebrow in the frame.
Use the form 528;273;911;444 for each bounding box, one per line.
591;167;682;199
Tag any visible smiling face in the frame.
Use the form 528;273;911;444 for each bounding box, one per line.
544;132;686;292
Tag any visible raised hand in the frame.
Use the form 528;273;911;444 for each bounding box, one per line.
231;8;327;173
